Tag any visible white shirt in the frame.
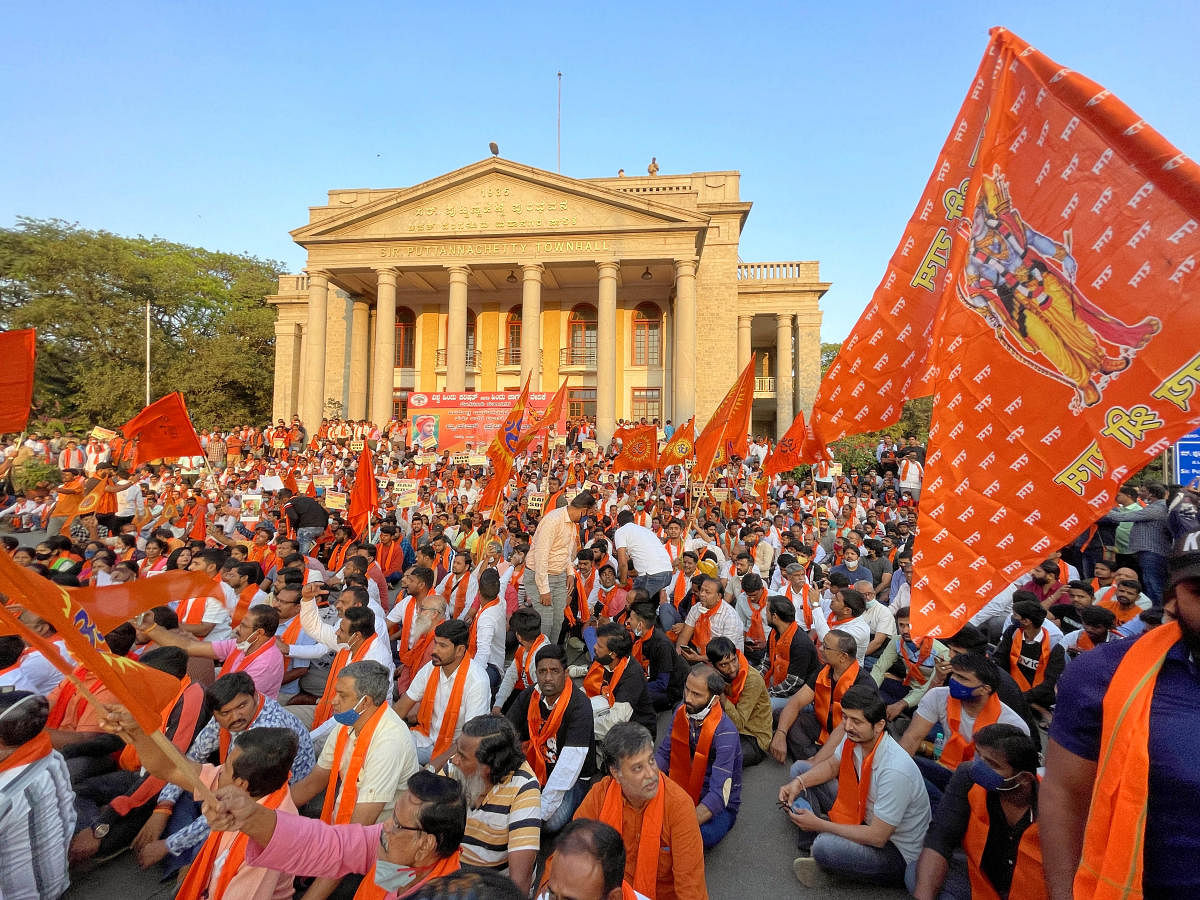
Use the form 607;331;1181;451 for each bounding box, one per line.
404;659;491;752
463;599;507;673
830;733;930;863
613;522;673;576
0;751;76;900
914;687;1029;740
684;600;745;651
811;607;873;664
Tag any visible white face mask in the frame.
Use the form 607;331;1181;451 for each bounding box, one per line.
373;859;422;891
845;559;860;570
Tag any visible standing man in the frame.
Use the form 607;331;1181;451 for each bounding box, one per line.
614;510;675;600
525;491;597;639
1101;482;1171;604
280;489;330;556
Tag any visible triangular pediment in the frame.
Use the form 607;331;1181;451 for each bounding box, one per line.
292;158;709;244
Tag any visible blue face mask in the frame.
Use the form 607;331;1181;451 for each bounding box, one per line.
970;758;1021;792
332;697;364;727
947;676;978;701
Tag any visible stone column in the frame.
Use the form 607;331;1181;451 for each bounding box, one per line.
446;266;470;392
737;314;752;374
520;263;543;389
348;299;369;420
775;313;794;439
300;271;329;431
793;315;803;419
673;258;697;424
371;268;398;426
596;261;620;444
273;320;302;421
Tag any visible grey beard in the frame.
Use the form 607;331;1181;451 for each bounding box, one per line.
463;771;490;808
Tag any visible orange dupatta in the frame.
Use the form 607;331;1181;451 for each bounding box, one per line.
828;731;884;825
525;682;573;783
746;589;769;643
667;701;722;804
1008;627;1050;691
690;603;721;654
598;774;665;898
583;657;628;706
813;661;860;743
354;849;461;900
726;652;750;704
767;622;799;687
416;657;471;758
313;634;377;727
321;702;388;823
939;691;1002;771
0;732;53;773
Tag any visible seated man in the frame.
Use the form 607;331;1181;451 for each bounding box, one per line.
464;568;507;698
574;722;708;900
654;664;742;848
493;608;548;714
205;769;466;898
452;714;541;896
386;566;444;696
0;692;75;900
757;595;820;713
991;599;1065;721
508;644;595;831
911;724;1043;900
772;629;877;762
1062;605;1118;658
870;605;949;725
539;818;648;900
780;684;931;889
627;599;687;712
580;623;657;735
898;652;1029;807
677;574;744;664
812;588;873;665
707;636;772;767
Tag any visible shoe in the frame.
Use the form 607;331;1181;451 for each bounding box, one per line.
792;856;831;888
566;637;585;651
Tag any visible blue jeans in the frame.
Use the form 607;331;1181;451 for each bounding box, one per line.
811;833;914;887
657;599;682;630
1137;550;1168;605
904;849;972;899
634;570;674;600
297;526;324;556
544;780;589;833
700;806;737;848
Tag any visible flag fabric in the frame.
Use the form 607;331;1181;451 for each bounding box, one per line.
486;376;532;471
477;457;511;518
0;329;36;435
693;357;757;483
515;379;568;454
612;425;658;473
346;442;378;538
803;44;1008;459
658;418;696;472
764;413;809;477
72;571;224;635
0;553;164;732
121;392;204;466
906;28;1200;637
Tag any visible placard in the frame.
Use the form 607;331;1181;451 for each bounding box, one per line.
272;437;287;449
313;474;335;490
90;425;118;441
581;439;598;453
451;452;470;466
406;391;567;451
527;492;547;512
239;494;262;523
415;453;440;465
468;454;488;467
294;478;312;495
324;491;347;510
349;439;365;452
710;487;730;502
829;463;843;477
395;479;419;507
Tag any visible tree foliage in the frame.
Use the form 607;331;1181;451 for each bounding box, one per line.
0;218;284;430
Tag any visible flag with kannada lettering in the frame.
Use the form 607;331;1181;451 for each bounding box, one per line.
764;412;809;477
658;418;695;472
0;329;36;434
694;356;756;483
121;392;204;466
908;27;1200;637
612;425;659;473
804;44;1008;459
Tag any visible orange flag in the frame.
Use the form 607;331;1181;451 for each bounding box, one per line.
477;456;511;519
347;442;378;538
72;570;225;635
612;425;658;473
764;412;808;477
122;392;204;466
657;418;695;472
0;329;36;434
487;375;532;470
694;356;756;483
906;28;1200;637
0;554;165;732
515;380;568;454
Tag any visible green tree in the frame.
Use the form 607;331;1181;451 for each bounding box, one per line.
0;218;283;429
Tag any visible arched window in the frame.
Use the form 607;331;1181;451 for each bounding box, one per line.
567;304;597;366
394;307;416;368
632;303;662;366
504;308;522;365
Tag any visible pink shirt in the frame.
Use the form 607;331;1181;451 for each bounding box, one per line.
246;812;389;896
212;640;286;699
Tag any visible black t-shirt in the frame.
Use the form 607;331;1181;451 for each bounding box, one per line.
784;627;821;686
508;683;597;780
610;658;657;735
285;494;329;530
641;628;687;703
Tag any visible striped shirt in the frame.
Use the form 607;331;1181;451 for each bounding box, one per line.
0;751;76;899
460;762;542;873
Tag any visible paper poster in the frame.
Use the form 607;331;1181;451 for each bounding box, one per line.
527;492;547;512
468;454;487;467
90;426;118;441
349;439;365;452
324;491;347;510
239;494;262;523
415;453;440;465
452;452;470;466
406;391;566;451
711;487;730;501
272;438;287;449
396;479;419;507
581;439;598;453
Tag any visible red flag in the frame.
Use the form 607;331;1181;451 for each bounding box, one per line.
487;376;532;470
694;356;756;482
515;380;569;453
764;413;808;477
477;456;512;518
904;28;1200;637
612;425;658;473
0;553;164;732
0;329;36;434
121;392;204;466
347;443;378;539
657;418;695;472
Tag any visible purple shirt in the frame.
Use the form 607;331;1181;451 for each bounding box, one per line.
211;640;285;699
655;708;743;817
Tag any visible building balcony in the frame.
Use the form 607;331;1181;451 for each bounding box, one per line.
435;349;482;372
737;261;821;282
497;347;543;372
559;347;597;371
754;376;776;398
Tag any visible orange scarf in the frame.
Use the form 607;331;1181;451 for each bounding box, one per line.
671;572;689;609
0;732;53;773
785;581;813;628
328;540;352;573
279;616;303;671
445;574;471;619
46;665;102;730
178;582;219;625
940;692;1002;771
566;570;595;626
667;701;722;804
964;783;1045;900
468;598;501;656
1075;622;1180;900
828;732;884;825
598;774;665;898
321;702;388;823
813;661;860;743
416;657;471;758
525;682;573;783
1008;627;1050;692
583;657;628;705
899;636;935;685
513;636;547;692
354;850;461;900
767;622;799;687
176;778;291;900
313;634;377;727
746;589;768;643
376;541;402;576
726;652;750;704
691;603;721;654
231;584;260;629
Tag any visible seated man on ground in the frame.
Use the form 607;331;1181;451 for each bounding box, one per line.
707;635;772;767
538;818;651;900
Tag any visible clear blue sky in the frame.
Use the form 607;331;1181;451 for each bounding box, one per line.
2;1;1197;339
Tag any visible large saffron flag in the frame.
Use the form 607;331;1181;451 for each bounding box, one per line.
764;413;809;477
486;376;532;471
693;357;756;483
73;570;225;635
0;329;36;435
906;28;1200;637
612;425;658;473
122;392;204;466
346;442;378;538
515;379;568;454
657;418;695;472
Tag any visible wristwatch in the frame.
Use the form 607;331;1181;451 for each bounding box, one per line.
92;823;110;839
